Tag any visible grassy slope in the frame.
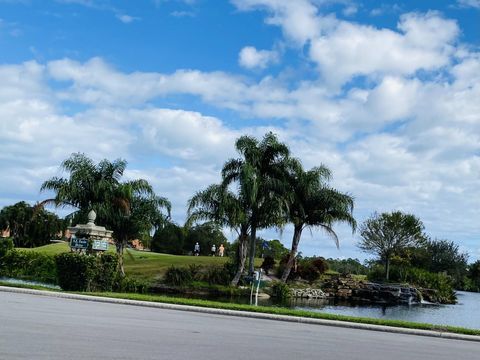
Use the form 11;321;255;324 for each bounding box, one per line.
20;243;239;281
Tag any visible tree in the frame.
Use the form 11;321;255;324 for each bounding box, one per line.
183;222;228;256
0;201;65;247
151;221;185;255
187;184;249;285
358;211;425;281
41;153;171;275
280;164;356;282
222;132;292;276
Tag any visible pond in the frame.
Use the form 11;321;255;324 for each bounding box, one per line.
286;291;480;330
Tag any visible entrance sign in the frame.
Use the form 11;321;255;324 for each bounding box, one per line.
70;237;88;249
92;240;109;251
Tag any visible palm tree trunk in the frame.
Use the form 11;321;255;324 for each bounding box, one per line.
248;225;257;275
116;240;125;277
281;224;303;283
231;234;248;286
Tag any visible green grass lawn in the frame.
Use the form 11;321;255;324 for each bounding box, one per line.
20;243;259;282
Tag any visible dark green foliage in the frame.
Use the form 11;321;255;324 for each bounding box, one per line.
261;256;275;275
403;268;456;303
466;260;480;292
256;239;289;260
55;253;119;291
0;249;57;284
202;265;231;285
55;253;96;291
163;266;193;286
310;257;329;274
0;237;14;258
113;276;149;294
151;223;185;255
94;253;118;292
408;239;468;289
184;223;227;256
0;202;65;248
296;261;321;283
327;258;368;275
270;281;292;300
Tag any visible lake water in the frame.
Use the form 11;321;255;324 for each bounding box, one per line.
266;291;480;330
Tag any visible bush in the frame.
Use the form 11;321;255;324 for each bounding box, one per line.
0;249;57;284
202;265;231;285
261;256;275;275
403;267;456;303
55;253;119;292
310;257;329;274
56;253;96;291
0;237;14;258
296;261;320;283
94;253;118;292
113;276;149;294
163;266;193;286
270;281;292;300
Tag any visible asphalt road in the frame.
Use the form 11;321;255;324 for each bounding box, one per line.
0;291;478;360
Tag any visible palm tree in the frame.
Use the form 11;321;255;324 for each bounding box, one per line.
187;184;249;286
222;132;292;275
108;181;171;275
40;153;128;224
280;164;356;282
41;153;171;275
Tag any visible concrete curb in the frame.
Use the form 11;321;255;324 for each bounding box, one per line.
1;285;479;343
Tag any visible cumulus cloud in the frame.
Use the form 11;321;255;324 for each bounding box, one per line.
238;46;278;69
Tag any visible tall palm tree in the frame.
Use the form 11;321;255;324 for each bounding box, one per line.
280;164;356;282
222;132;292;275
187;184;249;286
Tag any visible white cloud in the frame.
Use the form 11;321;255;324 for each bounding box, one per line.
238;46;278;69
310;12;459;87
116;14;140;23
457;0;480;9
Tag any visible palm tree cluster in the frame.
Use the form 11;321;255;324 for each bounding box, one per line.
40;153;171;275
188;132;356;285
39;133;355;283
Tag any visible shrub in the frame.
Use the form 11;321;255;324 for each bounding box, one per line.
202;265;231;285
261;256;275;275
0;237;14;258
310;257;329;274
0;249;57;284
55;253;119;292
56;253;96;291
163;266;193;286
94;253;118;292
270;281;292;301
296;261;320;283
113;276;149;294
404;267;456;303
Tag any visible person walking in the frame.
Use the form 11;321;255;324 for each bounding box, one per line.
210;244;216;256
218;244;225;257
194;242;200;256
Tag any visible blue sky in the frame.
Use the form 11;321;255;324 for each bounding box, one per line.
0;0;479;261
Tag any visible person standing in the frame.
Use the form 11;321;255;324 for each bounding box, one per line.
211;244;216;256
218;244;225;257
194;242;200;256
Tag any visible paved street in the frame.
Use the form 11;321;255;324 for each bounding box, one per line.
0;291;478;360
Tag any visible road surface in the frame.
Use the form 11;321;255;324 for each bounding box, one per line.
0;291;478;359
